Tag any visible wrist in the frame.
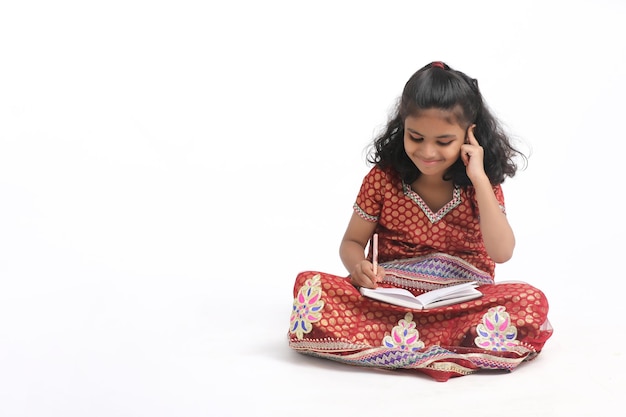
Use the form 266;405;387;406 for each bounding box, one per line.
469;173;490;187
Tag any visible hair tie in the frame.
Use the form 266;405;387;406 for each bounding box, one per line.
431;61;445;69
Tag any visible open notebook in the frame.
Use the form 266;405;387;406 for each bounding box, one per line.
359;281;482;309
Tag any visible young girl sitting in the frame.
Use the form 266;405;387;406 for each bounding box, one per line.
287;61;553;382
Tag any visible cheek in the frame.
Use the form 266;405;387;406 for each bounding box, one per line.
446;146;462;159
403;138;414;153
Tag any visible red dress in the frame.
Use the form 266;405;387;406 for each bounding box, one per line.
288;166;553;381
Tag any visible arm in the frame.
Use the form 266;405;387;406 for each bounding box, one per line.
339;212;384;288
461;126;515;263
472;178;515;263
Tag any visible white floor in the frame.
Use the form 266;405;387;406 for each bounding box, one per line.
1;1;625;416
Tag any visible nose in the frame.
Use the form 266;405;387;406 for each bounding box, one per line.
421;143;437;159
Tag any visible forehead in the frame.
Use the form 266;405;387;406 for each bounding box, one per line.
405;108;465;131
407;104;468;126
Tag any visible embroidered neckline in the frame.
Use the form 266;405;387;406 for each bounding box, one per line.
402;182;462;223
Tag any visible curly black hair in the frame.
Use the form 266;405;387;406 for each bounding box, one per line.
367;62;526;186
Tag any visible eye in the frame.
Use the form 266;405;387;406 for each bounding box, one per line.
437;141;454;146
409;135;423;143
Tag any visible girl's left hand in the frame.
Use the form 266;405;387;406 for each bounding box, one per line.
460;124;487;182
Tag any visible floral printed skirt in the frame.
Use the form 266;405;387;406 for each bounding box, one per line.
287;254;553;382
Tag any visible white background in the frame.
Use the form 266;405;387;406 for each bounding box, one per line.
1;1;625;416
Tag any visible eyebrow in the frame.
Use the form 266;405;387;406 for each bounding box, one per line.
407;128;457;139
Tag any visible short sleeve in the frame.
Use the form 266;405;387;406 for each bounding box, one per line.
353;167;386;223
493;184;506;214
466;184;507;216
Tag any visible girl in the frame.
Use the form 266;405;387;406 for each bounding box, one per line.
288;62;552;381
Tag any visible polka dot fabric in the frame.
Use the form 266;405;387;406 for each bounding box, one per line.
354;166;504;276
288;166;553;381
288;270;552;381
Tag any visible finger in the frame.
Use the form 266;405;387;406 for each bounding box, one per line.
378;265;385;282
368;270;379;287
466;124;478;145
460;148;469;166
358;263;378;288
361;274;377;288
374;270;383;283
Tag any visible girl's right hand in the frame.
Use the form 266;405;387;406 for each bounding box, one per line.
349;261;384;289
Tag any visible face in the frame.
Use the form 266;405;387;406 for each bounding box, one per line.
403;108;467;179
